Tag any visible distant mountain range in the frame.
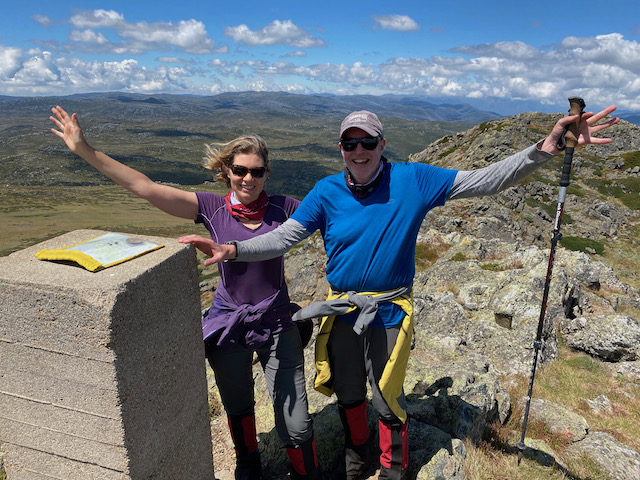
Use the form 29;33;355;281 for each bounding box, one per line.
0;91;502;123
616;110;640;125
1;91;638;125
0;91;497;195
1;91;636;199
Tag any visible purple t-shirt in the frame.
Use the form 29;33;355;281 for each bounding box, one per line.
195;192;300;342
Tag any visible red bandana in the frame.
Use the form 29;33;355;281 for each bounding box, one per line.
225;190;270;221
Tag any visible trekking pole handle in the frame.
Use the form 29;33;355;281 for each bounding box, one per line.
559;97;585;187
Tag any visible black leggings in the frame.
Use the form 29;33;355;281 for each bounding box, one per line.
327;316;404;423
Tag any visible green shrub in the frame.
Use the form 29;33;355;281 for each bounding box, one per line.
437;146;458;159
435;135;452;145
584;176;640;210
620;192;640;210
585;178;626;199
481;262;501;271
529;173;555;186
619;177;640;210
450;252;468;262
540;202;574;224
565;354;600;372
560;235;605;254
527;126;548;136
525;197;540;208
522;213;534;223
621;150;640;169
477;121;493;133
568;183;585;197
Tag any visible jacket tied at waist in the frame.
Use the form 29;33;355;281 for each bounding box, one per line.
203;286;294;349
294;285;414;423
292;284;412;334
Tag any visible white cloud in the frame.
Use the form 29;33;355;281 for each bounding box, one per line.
213;45;230;54
118;19;214;54
0;46;24;79
12;51;60;84
70;9;126;29
31;14;53;27
65;9;215;54
69;29;110;45
567;33;640;73
3;26;640;111
284;50;307;58
0;52;193;95
157;56;193;64
372;15;420;32
453;41;539;60
224;20;325;48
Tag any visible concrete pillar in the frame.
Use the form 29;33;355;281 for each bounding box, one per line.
0;230;214;479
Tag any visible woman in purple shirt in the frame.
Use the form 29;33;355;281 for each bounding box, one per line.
50;106;321;480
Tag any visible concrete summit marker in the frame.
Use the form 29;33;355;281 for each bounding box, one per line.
0;230;214;479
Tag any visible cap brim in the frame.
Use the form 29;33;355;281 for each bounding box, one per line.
340;124;381;138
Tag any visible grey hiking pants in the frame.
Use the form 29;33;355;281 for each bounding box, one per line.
205;324;313;446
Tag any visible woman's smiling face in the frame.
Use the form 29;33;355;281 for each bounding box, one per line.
223;152;267;205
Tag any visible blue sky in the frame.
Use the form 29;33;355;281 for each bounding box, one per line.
1;0;639;114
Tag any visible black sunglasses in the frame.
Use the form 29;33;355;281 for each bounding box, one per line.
229;165;267;178
340;136;381;152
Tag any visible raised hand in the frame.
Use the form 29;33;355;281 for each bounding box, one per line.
541;105;619;155
49;106;89;154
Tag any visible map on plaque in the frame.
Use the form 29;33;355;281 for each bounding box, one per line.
34;232;164;272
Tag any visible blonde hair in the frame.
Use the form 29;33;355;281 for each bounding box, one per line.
203;135;270;187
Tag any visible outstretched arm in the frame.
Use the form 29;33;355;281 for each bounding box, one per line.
179;218;311;266
449;105;619;200
49;106;199;220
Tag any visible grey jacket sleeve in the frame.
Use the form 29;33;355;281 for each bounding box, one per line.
235;218;312;262
448;143;553;200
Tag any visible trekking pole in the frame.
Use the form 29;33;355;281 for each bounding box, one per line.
516;97;585;465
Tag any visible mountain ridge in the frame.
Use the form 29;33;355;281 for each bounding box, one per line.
0;91;501;123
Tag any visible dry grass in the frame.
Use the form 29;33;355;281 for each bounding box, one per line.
533;348;640;452
415;238;452;271
601;224;640;291
464;343;640;480
481;257;525;271
463;436;571;480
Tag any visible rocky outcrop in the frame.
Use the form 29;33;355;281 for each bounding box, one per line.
512;397;640;479
405;358;511;443
522;398;588;443
566;431;640;480
560;314;640;361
